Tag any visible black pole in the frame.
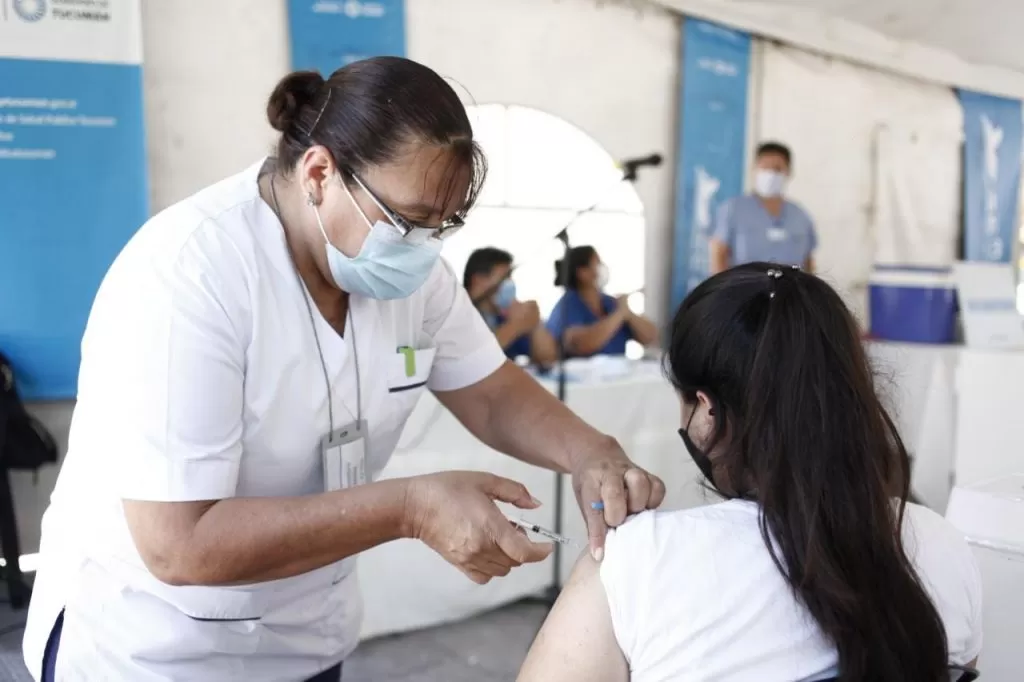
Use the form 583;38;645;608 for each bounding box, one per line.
538;229;574;604
517;158;659;611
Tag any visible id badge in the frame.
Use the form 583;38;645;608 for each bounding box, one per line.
319;421;368;492
766;227;788;242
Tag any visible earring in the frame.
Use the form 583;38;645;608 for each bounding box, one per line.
306;192;317;206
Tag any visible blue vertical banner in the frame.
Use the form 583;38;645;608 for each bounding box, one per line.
0;0;148;399
287;0;406;75
958;90;1023;263
670;19;751;311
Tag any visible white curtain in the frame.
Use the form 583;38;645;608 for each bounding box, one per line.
755;43;963;321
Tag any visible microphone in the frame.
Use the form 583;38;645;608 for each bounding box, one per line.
618;153;663;180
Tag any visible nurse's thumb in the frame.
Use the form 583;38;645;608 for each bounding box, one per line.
482;474;542;509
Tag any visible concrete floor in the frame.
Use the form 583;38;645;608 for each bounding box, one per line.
0;595;547;682
345;602;546;682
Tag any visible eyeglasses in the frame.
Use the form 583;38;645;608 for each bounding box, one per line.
348;173;465;244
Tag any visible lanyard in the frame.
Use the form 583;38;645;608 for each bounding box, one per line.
268;172;361;432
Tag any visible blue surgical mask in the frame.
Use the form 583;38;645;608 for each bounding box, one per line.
310;181;442;300
494;278;517;310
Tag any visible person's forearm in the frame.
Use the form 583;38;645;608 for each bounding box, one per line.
565;313;626;356
172;479;411;586
439;363;612;474
494;321;525;350
530;326;558;366
625;314;658;347
709;239;730;274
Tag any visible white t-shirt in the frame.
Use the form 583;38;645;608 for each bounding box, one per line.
23;160;506;681
601;500;983;682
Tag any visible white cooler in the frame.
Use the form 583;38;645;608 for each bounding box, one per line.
945;474;1024;681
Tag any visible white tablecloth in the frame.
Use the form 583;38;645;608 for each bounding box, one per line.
359;345;964;639
954;348;1024;486
868;342;960;511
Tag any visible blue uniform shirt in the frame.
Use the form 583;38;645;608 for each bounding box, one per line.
546;291;632;357
483;312;532;360
713;195;817;267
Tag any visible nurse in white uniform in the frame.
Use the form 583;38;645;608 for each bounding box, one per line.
22;57;666;681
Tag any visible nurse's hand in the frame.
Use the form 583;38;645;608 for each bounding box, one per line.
404;471;554;585
571;441;666;561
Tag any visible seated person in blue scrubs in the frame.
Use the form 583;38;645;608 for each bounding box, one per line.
710;141;817;274
464;247;558;367
546;246;657;357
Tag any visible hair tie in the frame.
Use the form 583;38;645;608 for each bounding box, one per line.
767;267;783;299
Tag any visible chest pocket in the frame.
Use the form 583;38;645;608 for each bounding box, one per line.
387;346;436;395
371;346;436;467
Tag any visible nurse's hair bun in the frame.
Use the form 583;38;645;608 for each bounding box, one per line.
267;70;327;133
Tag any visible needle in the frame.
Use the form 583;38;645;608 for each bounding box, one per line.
508;517;578;547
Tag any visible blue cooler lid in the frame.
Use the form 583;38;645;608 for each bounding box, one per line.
870;265;953;289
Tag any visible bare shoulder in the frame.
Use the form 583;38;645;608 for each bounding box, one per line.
517;551;628;682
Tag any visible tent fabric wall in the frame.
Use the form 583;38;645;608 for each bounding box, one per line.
872;124;962;268
653;0;1024;101
754;42;962;321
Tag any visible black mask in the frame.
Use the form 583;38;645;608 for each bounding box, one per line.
679;409;716;485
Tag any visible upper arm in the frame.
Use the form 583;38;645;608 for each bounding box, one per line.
518;552;629;682
98;225;248;572
709;237;730;274
108;225;247;502
422;259;506;392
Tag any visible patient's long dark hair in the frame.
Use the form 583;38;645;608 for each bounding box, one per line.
665;263;947;681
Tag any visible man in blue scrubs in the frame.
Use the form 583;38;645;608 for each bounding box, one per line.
710;142;818;274
464;248;558;367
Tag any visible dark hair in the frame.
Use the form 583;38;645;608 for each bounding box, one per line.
665;263;948;682
756;141;792;169
463;247;513;290
266;57;486;219
554;245;597;289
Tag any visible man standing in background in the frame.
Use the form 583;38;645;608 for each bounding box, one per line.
709;142;818;274
464;248;558;368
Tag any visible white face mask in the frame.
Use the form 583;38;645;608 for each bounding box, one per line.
595;263;610;290
754;169;787;198
312;179;442;300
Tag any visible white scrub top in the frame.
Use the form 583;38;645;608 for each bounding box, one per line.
600;501;982;681
23;160;506;681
